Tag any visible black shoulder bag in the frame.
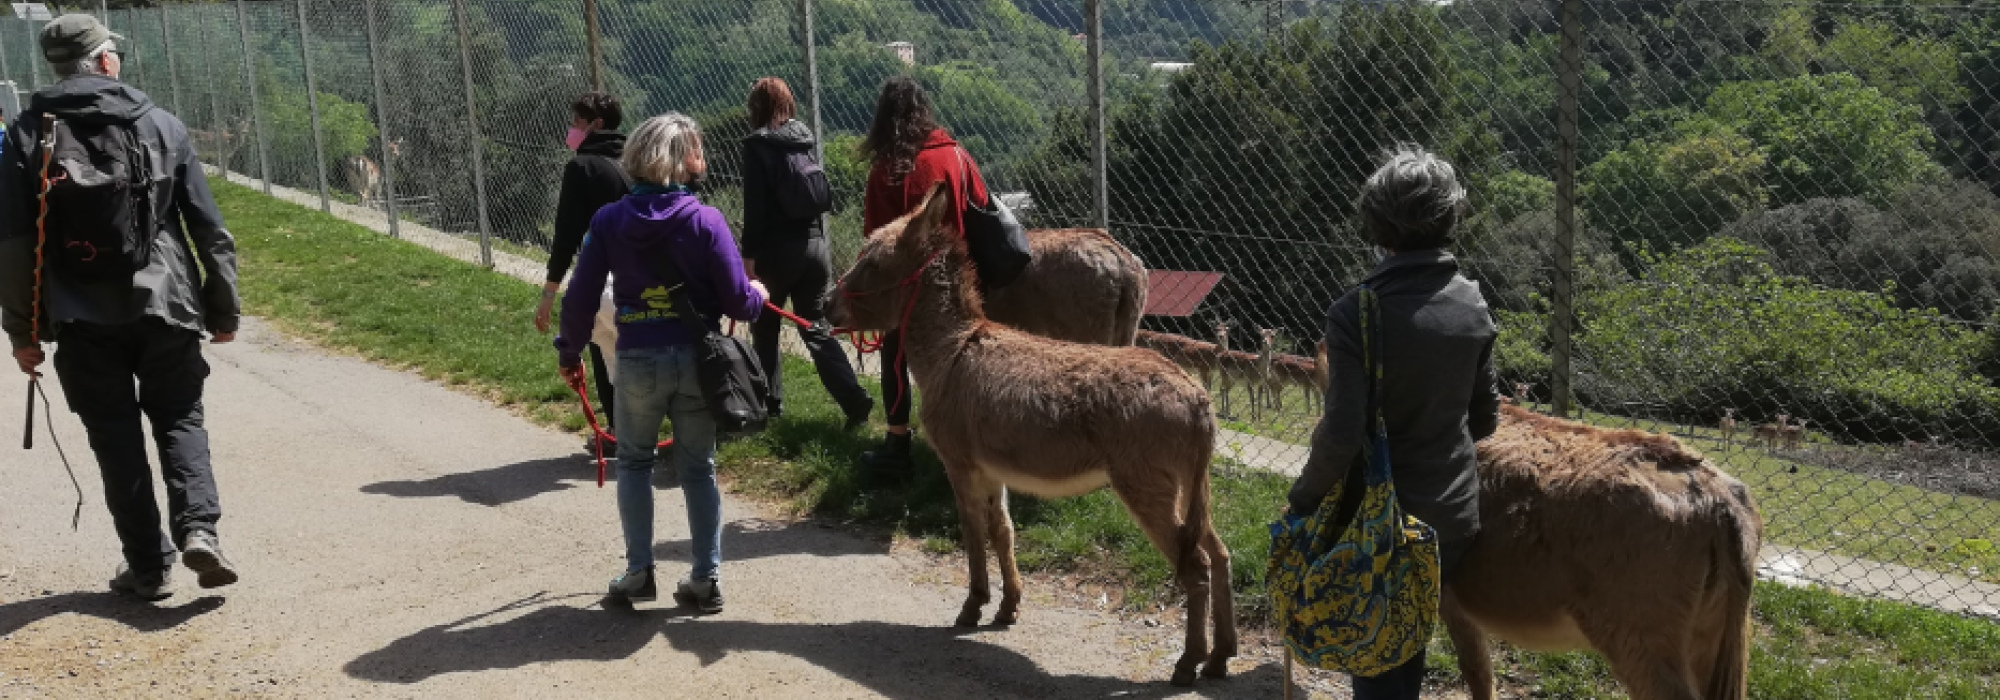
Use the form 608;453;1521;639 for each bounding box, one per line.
653;255;772;435
954;146;1031;290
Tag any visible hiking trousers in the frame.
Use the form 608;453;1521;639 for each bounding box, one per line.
53;319;222;576
748;235;872;418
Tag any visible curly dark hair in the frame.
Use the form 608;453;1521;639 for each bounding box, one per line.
570;91;622;131
858;76;939;186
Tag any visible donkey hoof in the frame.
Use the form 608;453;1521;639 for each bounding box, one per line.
1201;660;1229;679
992;608;1019;626
954;610;983;628
1169;663;1199;687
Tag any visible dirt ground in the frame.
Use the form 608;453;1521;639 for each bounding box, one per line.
0;319;1334;699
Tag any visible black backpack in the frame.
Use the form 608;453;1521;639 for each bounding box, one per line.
771;146;832;221
41;116;156;282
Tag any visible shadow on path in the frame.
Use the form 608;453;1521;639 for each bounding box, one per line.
0;590;225;637
343;592;1278;698
342;591;692;683
360;456;596;506
648;518;890;567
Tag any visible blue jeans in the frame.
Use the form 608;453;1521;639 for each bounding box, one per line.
612;346;721;582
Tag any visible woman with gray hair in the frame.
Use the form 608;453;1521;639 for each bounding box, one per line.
1285;144;1502;699
554;112;767;613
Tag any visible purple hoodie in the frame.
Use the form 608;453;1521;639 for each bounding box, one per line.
555;188;764;367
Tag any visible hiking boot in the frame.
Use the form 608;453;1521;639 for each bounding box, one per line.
606;566;657;604
842;396;875;432
673;578;724;614
587;433;618;455
109;563;173;601
766;398;784;421
181;531;239;589
858;431;912;484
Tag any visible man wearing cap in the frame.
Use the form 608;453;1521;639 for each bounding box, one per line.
0;14;241;600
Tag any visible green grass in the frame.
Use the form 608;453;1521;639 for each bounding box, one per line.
214;181;2000;696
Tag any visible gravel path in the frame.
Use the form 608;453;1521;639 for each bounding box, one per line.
0;318;1293;699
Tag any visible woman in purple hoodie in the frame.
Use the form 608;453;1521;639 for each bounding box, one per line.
555;112;767;613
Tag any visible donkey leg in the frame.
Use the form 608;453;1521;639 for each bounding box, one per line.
1112;475;1210;686
1589;623;1700;700
1442;587;1496;700
945;467;998;628
988;486;1024;625
1200;525;1236;678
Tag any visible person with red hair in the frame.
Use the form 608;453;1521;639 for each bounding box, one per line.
740;77;872;428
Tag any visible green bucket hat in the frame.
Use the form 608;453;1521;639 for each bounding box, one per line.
40;14;124;64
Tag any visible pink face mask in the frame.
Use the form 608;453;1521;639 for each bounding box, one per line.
564;127;589;151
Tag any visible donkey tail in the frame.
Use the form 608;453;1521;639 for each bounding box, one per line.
1704;482;1762;700
1113;260;1145;346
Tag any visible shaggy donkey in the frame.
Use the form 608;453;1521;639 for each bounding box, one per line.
1446;405;1762;700
829;182;1234;686
984;228;1145;346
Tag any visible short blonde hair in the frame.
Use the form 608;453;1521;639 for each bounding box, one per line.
623;112;703;186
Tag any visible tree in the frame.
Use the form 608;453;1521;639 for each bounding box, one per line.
1705;73;1940;205
1581;113;1765;264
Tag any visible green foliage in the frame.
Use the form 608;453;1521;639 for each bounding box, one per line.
1582;113;1766;262
1721;180;2000;322
1577;237;2000;446
261;82;377;187
1705;73;1941;205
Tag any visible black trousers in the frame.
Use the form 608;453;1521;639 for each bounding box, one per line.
878;329;911;427
1349;535;1476;700
53;319;221;576
750;236;872;416
586;341;614;432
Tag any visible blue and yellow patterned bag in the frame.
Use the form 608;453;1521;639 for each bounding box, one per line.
1266;285;1442;676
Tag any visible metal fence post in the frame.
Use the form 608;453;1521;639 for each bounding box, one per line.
451;0;494;267
802;0;822;164
202;7;227;173
363;0;400;238
583;0;603;93
0;20;13;90
98;0;107;22
24;16;38;90
296;0;330;212
159;7;181;116
1550;0;1581;419
236;0;273;195
1085;0;1108;231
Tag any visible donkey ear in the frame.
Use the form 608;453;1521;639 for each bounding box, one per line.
912;178;954;233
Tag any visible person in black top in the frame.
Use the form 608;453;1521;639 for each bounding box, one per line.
537;92;633;451
740;77;873;427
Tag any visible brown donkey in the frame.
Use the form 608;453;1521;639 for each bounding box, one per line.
1446;405;1762;700
829;183;1234;686
984;229;1146;346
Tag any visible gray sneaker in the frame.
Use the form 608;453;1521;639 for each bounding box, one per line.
109;563;173;601
673;578;723;614
180;531;239;589
607;566;657;604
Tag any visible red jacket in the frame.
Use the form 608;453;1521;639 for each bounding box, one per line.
862;129;991;239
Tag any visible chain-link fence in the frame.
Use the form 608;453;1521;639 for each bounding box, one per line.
9;0;1999;619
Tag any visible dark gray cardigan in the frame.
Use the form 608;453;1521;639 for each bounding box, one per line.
1286;250;1502;543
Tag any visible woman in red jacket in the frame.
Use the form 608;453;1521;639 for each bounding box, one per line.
855;76;991;479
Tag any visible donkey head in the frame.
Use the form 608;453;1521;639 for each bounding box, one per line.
829;179;958;331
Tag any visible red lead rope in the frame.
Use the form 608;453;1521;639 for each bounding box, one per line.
568;296;897;487
565;363;670;488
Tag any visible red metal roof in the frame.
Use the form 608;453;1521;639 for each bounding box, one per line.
1143;270;1224;317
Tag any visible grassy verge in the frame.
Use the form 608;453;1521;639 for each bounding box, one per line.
216;181;1998;696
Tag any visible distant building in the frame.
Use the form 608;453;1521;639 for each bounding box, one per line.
886;41;915;67
1148;62;1195;75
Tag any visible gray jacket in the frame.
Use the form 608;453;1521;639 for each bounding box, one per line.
0;74;237;350
1287;250;1501;543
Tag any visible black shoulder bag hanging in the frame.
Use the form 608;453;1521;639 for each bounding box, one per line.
954;147;1031;290
653;255;771;435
